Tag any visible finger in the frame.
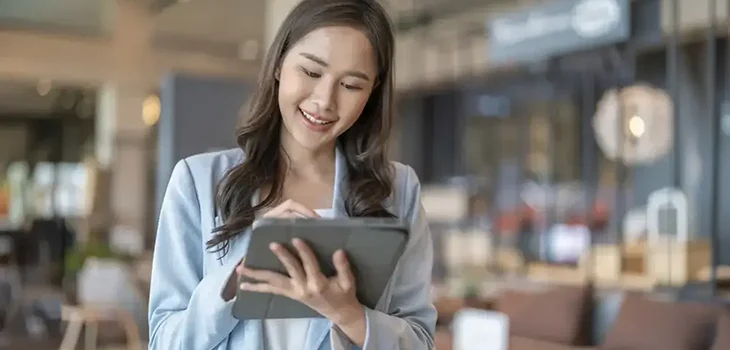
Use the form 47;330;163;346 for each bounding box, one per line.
240;282;289;296
235;257;247;275
262;211;299;219
333;249;355;291
292;238;323;279
269;242;306;283
239;266;291;289
261;204;292;218
280;200;320;218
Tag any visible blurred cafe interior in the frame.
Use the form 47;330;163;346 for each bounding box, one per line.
1;0;730;349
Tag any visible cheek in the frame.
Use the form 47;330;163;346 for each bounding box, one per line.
336;92;371;127
278;70;308;109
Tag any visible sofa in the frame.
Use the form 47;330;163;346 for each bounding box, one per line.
435;283;730;350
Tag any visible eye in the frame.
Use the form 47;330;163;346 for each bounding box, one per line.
342;83;363;91
301;67;321;78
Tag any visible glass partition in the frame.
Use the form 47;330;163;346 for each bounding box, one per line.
461;94;584;272
0;0;115;36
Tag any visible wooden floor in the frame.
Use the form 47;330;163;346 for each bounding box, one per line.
0;335;60;350
0;313;61;349
0;317;145;350
0;336;142;350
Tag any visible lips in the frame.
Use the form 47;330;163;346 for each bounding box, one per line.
299;108;335;125
297;108;337;133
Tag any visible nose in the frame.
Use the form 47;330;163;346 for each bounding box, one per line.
311;79;337;112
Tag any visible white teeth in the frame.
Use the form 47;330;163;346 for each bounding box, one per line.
301;109;332;125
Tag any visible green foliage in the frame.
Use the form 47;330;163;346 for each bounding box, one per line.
64;239;129;276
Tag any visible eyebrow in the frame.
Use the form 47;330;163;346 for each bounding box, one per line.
299;52;371;81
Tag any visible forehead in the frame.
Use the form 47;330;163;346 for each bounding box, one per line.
289;26;377;73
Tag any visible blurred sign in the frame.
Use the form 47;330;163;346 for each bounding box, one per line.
487;0;630;64
421;185;469;222
462;90;511;118
453;309;509;350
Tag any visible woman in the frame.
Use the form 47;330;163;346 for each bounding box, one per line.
147;0;436;349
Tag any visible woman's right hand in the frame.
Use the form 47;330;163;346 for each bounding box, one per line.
223;200;319;301
260;199;321;219
231;200;320;295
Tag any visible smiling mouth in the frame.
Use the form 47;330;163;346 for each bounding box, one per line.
300;108;335;125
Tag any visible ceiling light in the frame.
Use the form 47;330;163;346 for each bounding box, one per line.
628;114;645;138
142;95;161;127
36;79;52;96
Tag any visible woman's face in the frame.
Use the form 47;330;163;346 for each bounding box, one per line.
277;26;378;152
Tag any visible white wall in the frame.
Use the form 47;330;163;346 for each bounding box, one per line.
265;0;301;49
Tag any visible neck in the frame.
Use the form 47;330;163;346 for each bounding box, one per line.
279;128;337;181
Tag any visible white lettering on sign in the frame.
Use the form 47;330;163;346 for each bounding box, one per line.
571;0;621;38
491;0;621;44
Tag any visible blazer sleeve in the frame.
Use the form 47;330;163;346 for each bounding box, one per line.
148;159;240;350
331;166;437;350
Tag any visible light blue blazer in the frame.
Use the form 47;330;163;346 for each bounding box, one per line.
148;147;437;350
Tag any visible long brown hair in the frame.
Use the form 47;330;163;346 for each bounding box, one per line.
207;0;397;255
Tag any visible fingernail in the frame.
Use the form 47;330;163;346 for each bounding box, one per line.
240;283;249;290
269;242;279;250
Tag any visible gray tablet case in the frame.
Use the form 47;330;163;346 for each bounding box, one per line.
232;218;409;320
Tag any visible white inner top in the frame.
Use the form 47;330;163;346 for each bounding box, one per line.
314;208;335;218
263;208;334;350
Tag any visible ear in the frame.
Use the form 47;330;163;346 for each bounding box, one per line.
274;67;281;81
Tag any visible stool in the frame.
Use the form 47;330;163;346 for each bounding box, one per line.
59;304;142;350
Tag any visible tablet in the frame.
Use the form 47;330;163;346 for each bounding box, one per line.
232;218;409;320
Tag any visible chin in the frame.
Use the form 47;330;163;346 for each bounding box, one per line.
281;108;340;152
285;121;336;152
293;135;332;151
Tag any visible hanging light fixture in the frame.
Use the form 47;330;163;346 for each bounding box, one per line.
627;114;646;139
593;84;674;165
36;79;52;96
142;94;161;127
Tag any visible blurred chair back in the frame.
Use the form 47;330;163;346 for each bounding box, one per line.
26;218;74;286
0;235;12;265
0;233;22;333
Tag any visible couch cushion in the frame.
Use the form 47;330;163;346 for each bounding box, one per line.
711;310;730;350
496;284;593;346
434;328;453;350
601;293;718;350
510;336;598;350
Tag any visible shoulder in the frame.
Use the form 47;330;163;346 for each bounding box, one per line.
390;161;420;192
181;148;244;179
389;161;422;218
165;148;244;208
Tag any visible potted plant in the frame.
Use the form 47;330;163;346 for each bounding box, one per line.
63;238;128;304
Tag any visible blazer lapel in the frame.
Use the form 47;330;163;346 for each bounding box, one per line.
332;146;349;218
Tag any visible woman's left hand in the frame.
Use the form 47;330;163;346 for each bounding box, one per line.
237;238;365;327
